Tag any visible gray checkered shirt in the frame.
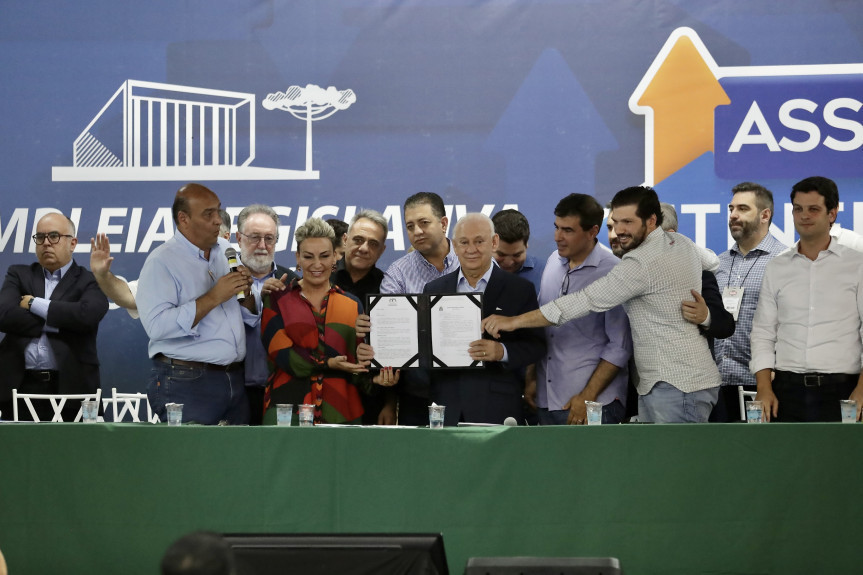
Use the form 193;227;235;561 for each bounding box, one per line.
713;234;787;387
539;228;722;394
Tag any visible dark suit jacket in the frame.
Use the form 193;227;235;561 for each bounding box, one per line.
0;261;109;401
422;265;545;426
699;270;735;357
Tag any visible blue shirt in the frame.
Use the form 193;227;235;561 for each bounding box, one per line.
24;260;73;369
536;243;632;410
380;241;460;294
456;262;508;362
137;234;256;364
714;233;787;387
514;254;544;294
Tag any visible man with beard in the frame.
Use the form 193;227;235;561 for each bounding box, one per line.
712;183;786;421
483;186;722;423
235;204;298;425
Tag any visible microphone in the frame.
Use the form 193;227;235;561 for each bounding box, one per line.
503;416;518;427
224;247;246;301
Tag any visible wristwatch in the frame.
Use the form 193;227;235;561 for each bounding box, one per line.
26;296;35;310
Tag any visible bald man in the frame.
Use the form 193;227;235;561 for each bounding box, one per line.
0;212;109;421
137;184;256;425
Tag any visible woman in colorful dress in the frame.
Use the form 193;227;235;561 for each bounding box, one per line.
261;217;397;425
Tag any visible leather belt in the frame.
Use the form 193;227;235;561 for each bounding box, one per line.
153;354;244;372
24;369;58;382
774;371;857;388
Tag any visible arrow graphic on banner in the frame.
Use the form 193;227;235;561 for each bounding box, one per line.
630;29;730;186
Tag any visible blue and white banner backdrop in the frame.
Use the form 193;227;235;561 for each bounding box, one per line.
2;0;863;390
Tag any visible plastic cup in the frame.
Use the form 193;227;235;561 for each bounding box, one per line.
166;403;184;426
745;400;763;424
276;404;294;427
429;405;445;429
81;400;99;423
585;401;603;425
840;399;857;423
298;404;315;427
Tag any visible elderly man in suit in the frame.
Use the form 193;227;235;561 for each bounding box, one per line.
422;213;545;426
0;212;109;421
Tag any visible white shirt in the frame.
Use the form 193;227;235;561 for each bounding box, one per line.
750;239;863;375
539;228;721;394
126;279;139;319
831;226;863;252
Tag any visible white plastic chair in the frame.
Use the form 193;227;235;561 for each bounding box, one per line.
738;387;757;421
12;388;102;422
102;387;158;423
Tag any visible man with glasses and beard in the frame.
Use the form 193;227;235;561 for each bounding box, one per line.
235;204;298;425
0;212;109;421
483;186;722;423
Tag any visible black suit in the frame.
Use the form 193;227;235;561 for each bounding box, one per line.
0;261;109;418
699;270;735;356
423;266;545;426
697;270;740;423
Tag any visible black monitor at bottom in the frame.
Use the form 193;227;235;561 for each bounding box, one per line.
464;556;621;575
222;533;449;575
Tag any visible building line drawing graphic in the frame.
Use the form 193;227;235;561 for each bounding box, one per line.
52;79;355;182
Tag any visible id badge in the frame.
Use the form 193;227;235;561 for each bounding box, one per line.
722;286;744;321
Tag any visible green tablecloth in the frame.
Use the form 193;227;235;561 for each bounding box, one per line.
0;423;858;574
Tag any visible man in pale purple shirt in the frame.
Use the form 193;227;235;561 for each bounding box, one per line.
535;194;632;425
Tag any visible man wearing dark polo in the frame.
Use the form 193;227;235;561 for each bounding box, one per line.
137;183;256;425
332;209;392;424
751;176;863;422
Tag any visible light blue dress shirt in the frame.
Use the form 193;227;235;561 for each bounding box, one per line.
137;234;256;365
455;262;508;362
24;260;73;369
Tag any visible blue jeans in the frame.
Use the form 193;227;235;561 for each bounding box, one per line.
638;381;718;423
538;399;626;425
148;360;249;425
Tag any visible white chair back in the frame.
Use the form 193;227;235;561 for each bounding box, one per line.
102;388;158;423
12;388;103;422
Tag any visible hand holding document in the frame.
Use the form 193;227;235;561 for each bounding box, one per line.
366;293;483;369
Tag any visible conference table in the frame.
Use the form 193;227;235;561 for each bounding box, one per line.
0;422;858;574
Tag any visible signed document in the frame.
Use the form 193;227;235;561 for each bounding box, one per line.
429;294;482;367
368;295;420;367
366;293;483;369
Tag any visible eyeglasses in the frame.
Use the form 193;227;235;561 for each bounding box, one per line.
32;232;74;245
560;272;571;296
238;231;277;246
